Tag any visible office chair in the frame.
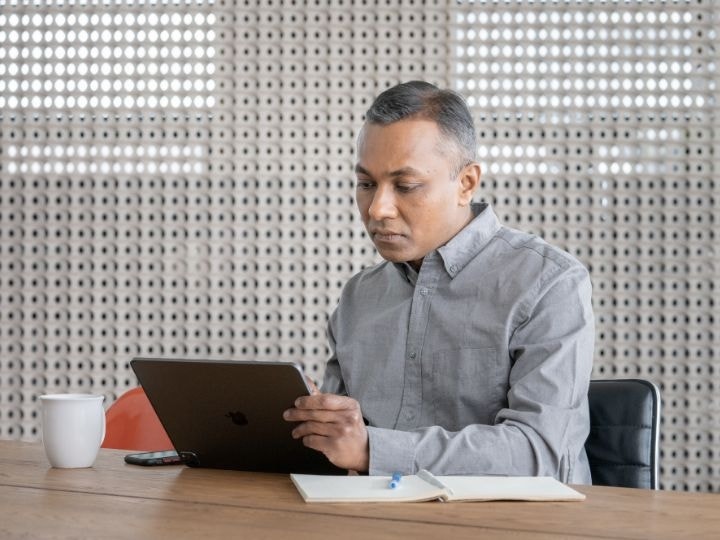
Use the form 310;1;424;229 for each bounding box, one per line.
585;379;661;489
102;387;173;451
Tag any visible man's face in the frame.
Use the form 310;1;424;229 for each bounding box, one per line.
355;119;476;269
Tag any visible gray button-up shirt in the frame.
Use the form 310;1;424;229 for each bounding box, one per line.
322;203;594;483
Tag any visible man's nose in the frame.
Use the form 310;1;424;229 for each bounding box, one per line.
367;185;398;221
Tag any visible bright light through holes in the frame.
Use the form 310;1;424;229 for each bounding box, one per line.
5;145;207;176
0;9;218;176
0;11;217;111
454;8;706;202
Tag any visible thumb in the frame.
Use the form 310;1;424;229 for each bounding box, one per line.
305;375;320;395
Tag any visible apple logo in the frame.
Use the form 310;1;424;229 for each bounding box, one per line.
225;411;249;426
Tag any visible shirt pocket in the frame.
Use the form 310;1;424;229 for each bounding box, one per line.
430;347;504;431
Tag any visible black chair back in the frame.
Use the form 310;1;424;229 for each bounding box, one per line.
585;379;661;489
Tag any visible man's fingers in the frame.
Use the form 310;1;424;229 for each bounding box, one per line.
284;406;364;428
304;375;320;395
291;420;335;439
283;408;346;423
299;434;330;454
298;428;369;472
294;393;357;410
280;390;369;472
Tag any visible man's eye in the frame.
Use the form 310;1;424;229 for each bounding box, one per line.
356;181;374;190
396;184;419;193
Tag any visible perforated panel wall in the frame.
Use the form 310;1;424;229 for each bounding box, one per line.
0;1;717;492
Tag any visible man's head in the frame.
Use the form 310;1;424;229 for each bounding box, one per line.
355;81;481;270
364;81;478;176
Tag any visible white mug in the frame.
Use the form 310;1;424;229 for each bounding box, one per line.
40;393;106;468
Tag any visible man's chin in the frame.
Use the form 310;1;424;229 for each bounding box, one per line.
374;246;402;262
375;246;415;265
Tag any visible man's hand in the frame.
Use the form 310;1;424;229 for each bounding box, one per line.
283;393;369;473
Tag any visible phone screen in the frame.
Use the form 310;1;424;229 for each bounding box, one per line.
124;450;183;466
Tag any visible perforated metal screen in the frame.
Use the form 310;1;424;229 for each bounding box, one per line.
0;1;717;492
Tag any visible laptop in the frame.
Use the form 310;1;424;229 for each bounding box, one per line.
130;357;344;475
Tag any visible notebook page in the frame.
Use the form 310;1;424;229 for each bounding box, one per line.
436;475;586;502
290;474;446;503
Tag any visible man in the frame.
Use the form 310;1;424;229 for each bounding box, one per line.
283;81;594;483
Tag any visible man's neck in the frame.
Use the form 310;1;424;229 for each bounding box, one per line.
406;206;476;273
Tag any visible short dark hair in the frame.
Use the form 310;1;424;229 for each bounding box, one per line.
364;81;477;174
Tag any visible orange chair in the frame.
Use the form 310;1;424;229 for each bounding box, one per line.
102;387;173;451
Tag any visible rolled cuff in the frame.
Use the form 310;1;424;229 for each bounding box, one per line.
367;426;417;475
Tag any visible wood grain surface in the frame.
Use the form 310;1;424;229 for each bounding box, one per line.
1;441;717;539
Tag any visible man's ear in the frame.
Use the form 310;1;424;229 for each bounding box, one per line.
457;162;481;206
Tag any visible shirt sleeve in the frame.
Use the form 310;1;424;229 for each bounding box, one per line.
320;308;347;396
366;264;594;482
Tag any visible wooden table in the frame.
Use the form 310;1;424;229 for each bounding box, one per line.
0;441;717;539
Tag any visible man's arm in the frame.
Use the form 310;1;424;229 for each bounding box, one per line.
318;319;346;396
285;265;593;479
366;265;594;479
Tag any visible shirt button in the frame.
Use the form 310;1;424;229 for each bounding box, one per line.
419;287;428;296
405;410;415;421
409;351;417;359
449;265;458;273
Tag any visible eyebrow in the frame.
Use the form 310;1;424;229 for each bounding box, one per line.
354;164;426;179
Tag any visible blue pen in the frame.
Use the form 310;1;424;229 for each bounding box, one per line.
389;472;402;489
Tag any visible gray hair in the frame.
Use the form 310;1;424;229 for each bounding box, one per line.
364;81;478;176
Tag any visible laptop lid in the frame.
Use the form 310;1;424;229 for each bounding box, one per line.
130;357;344;475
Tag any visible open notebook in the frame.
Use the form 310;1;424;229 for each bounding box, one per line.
291;470;586;503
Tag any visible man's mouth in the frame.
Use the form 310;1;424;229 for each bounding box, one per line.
372;231;404;242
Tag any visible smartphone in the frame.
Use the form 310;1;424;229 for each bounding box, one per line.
124;450;184;466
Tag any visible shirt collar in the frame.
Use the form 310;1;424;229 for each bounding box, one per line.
398;262;419;286
437;202;501;279
393;202;501;282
